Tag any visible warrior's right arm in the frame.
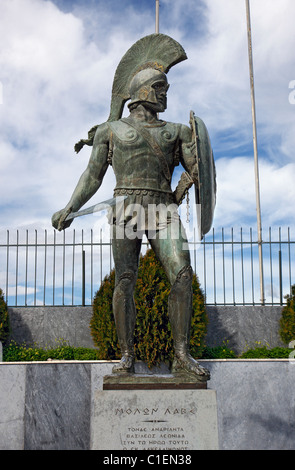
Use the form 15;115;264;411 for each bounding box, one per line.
52;123;110;231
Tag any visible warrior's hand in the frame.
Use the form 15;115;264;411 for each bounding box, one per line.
189;139;197;156
51;207;73;231
190;161;199;181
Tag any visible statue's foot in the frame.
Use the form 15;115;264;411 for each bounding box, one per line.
112;354;135;374
171;354;210;382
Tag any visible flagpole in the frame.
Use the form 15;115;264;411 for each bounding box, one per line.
155;0;159;33
245;0;265;304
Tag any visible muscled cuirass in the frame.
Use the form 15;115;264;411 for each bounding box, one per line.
109;119;181;194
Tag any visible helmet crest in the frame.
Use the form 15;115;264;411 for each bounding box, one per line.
74;34;187;153
107;33;187;121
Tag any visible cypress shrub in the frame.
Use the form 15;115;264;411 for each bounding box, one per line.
0;289;10;345
90;249;208;368
279;285;295;344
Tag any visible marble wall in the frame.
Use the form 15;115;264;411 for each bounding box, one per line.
8;306;94;349
8;305;285;354
1;359;295;450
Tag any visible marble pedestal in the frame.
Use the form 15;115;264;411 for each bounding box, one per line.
91;374;219;450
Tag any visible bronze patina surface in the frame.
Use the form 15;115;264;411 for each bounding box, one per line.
52;34;216;382
103;374;207;390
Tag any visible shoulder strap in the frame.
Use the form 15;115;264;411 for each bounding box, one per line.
122;118;171;182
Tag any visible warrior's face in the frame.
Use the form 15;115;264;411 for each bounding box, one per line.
149;77;169;112
128;68;169;113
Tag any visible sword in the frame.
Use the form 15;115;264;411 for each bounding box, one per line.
65;196;127;222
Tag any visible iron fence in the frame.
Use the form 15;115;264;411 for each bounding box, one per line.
0;227;294;307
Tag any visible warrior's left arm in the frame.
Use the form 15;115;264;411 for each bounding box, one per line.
178;124;198;182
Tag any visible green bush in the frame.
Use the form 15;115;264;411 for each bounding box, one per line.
201;344;292;359
279;285;295;344
90;269;119;360
2;340;293;362
3;340;100;362
0;289;10;345
72;347;100;361
201;343;236;359
90;249;208;368
240;346;292;359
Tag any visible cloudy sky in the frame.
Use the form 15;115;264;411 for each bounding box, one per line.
0;0;294;306
0;0;294;238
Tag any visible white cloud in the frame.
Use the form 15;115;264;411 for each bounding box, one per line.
214;156;295;231
0;0;294;237
0;0;121;229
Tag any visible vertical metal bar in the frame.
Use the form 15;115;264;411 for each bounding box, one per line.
250;228;254;304
222;228;226;305
62;230;65;305
231;228;235;305
288;227;292;296
279;250;283;306
15;230;19;306
155;0;160;33
245;0;265;304
109;229;112;273
6;230;9;304
269;227;274;305
43;230;47;306
81;229;84;305
82;249;85;307
91;229;93;302
212;228;216;305
100;229;103;285
203;234;207;301
240;227;245;305
34;230;37;306
193;228;197;274
53;230;56;305
72;229;75;306
279;227;283;305
25;230;28;306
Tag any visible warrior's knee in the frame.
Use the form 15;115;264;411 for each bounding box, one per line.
175;265;193;284
114;271;137;294
170;265;193;294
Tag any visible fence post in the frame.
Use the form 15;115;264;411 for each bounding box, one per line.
279;250;283;306
82;250;85;307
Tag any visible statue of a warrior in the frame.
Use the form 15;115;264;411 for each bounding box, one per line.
52;34;216;382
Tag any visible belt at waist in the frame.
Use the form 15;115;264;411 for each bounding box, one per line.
109;188;179;229
114;187;173;196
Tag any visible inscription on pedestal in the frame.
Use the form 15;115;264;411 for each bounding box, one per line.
91;390;219;450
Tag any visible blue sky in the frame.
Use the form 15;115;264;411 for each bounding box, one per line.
0;0;295;238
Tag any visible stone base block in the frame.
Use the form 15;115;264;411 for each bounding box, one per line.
91;389;219;450
103;373;207;390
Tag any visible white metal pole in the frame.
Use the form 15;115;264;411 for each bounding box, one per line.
156;0;160;33
245;0;265;304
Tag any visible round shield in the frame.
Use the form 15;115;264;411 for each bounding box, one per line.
190;111;216;239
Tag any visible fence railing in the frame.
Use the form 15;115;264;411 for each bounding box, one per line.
0;227;294;307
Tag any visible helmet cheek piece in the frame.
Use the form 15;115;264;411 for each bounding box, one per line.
127;68;168;109
128;84;159;109
138;85;158;104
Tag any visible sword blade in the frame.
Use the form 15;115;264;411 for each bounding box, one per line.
65;196;127;222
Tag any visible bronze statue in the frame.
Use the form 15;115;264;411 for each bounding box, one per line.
52;34;216;382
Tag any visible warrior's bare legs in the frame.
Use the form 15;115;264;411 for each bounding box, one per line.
112;233;142;374
111;221;210;381
150;224;210;381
